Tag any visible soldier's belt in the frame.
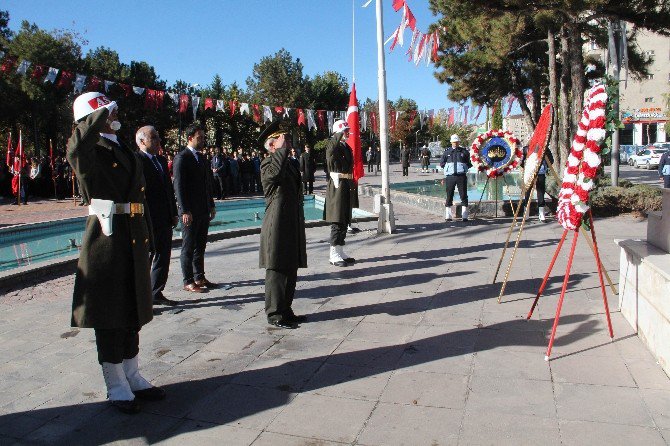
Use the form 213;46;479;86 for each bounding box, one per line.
335;173;353;180
89;202;144;216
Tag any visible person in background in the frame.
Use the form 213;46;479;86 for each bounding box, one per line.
659;149;670;188
251;150;262;193
365;146;375;173
211;147;227;200
228;151;239;195
299;144;316;195
400;146;410;176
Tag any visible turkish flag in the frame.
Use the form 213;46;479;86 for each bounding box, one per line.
179;94;189;114
229;100;237;116
392;0;405;12
297;108;306;127
448;107;455;125
56;71;74;89
87;76;101;92
31;64;46;80
119;83;132;97
204;98;214;110
317;110;325;130
347;84;364;182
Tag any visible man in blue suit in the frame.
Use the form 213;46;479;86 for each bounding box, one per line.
136;126;179;306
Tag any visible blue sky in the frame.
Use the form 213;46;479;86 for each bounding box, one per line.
4;0;469;114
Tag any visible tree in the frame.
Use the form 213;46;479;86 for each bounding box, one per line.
246;49;308;106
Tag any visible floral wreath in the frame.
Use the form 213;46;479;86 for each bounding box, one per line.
556;83;608;231
470;129;521;178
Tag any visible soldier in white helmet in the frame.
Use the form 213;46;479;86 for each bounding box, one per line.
324;120;356;267
440;134;472;221
67;92;165;414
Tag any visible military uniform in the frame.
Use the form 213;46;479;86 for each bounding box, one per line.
439;145;472;220
324;133;355;253
259;144;307;325
67;104;162;413
400;147;410;176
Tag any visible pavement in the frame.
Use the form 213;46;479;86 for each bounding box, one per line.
1;164;669;445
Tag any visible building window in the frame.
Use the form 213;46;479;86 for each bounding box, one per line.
644;50;655;57
646;74;655;80
644;97;654;103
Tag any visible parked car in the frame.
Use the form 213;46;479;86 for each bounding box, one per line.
629;147;668;169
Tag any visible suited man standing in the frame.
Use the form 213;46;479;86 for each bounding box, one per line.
136;126;179;306
173;123;217;293
211;147;228;200
299;145;316;195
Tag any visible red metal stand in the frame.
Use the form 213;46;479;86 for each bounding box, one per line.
527;210;614;360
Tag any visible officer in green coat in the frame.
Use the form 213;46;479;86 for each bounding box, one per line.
324;120;356;267
67;92;164;414
259;125;308;329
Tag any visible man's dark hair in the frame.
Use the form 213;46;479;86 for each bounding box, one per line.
185;123;204;140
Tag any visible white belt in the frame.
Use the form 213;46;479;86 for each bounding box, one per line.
88;202;144;216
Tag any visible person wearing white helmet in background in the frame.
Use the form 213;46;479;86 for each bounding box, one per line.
324;119;357;266
67;92;165;414
439;133;472;222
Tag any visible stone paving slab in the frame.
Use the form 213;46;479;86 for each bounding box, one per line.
0;189;669;445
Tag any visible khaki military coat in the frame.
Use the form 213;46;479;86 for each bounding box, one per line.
66;108;153;329
259;146;307;271
324;134;356;224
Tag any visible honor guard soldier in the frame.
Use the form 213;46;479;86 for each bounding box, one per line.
259;122;308;329
67;92;165;414
324;120;356;267
440;134;472;221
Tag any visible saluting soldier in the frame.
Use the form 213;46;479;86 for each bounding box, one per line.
67;92;165;414
440;134;472;222
259;124;308;329
324;120;356;267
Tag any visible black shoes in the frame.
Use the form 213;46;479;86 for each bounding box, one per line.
154;293;179;306
287;314;308;323
133;386;166;401
110;399;141;414
343;257;355;264
269;319;298;329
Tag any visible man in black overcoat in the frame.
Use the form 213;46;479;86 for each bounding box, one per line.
299;144;316;194
173;123;217;293
259;125;308;329
136;125;179;305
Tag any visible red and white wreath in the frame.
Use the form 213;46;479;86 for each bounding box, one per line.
470;129;522;178
556;83;608;230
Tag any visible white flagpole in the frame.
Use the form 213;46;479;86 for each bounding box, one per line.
375;0;395;233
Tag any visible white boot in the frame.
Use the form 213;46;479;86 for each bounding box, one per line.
461;206;469;221
445;206;454;221
101;362;135;401
538;206;546;222
337;245;355;264
329;245;346;267
122;355;152;391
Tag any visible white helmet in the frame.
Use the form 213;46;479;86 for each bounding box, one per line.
450;134;460;143
332;119;350;134
73;92;117;122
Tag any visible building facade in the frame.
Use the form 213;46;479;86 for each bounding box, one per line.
587;27;669;145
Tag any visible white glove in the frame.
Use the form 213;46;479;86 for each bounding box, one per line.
329;172;340;189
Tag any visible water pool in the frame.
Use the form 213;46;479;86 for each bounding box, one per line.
392;173;524;201
0;196;370;273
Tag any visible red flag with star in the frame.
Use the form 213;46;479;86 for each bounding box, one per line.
346;84;364;182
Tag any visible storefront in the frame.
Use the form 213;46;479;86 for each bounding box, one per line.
621;108;667;146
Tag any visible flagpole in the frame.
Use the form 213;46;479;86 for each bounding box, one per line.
375;0;395;234
17;131;22;207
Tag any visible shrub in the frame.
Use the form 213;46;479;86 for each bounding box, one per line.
590;184;662;216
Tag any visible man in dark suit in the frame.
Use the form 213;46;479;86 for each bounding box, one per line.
299;145;316;194
211;147;228;199
173;123;217;293
136;126;179;306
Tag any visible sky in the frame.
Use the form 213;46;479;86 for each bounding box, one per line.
3;0;470;114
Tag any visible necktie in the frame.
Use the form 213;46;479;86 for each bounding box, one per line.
151;156;163;173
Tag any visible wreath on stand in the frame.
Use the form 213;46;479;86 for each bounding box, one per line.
470;129;522;178
556;83;608;230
